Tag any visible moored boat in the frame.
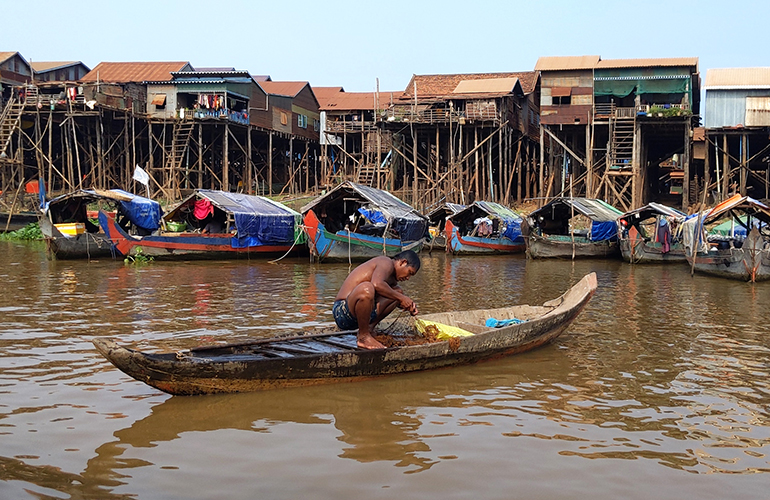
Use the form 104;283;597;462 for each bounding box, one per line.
424;202;465;251
302;181;427;262
41;189;161;260
617;202;687;263
525;197;623;259
92;272;597;395
682;194;770;282
445;201;525;254
101;189;303;260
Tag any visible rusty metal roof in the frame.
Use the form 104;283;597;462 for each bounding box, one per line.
81;61;192;83
596;57;698;70
402;71;537;99
318;90;398;111
0;51;19;64
453;77;520;94
258;81;309;97
535;56;600;71
705;68;770;89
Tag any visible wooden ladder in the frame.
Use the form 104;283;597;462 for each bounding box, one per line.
609;116;634;169
0;96;24;158
168;122;195;172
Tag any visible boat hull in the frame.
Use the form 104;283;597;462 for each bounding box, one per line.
93;273;597;395
303;209;422;262
445;220;525;255
100;211;295;260
619;239;686;263
526;234;619;259
40;217;116;259
686;230;770;282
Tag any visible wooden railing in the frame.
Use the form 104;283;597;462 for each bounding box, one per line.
325;120;378;133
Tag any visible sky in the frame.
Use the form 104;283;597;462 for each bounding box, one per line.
2;0;769;93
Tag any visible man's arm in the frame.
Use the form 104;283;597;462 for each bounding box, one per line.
370;260;417;313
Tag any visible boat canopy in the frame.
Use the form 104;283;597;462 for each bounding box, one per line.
449;201;523;242
302;181;428;242
45;189;162;231
681;195;770;253
528;197;623;242
618;202;686;224
427;202;465;225
166;189;301;247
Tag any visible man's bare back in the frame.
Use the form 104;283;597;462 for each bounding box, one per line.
332;251;420;349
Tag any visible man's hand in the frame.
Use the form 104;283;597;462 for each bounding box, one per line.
399;296;418;316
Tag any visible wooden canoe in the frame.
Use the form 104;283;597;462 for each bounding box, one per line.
93;273;597;396
526;233;619;259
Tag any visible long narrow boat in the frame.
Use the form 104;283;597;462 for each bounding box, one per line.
93;272;597;395
102;189;303;259
41;189;161;260
525;197;623;259
445;201;525;255
617;202;687;263
682;195;770;282
302;181;427;262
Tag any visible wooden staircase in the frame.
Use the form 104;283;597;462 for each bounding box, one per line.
0;96;24;158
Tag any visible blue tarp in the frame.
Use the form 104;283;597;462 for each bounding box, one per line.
591;221;617;242
358;207;388;225
193;190;298;248
44;189;162;231
112;190;162;231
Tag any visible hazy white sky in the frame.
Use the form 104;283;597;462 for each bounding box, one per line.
2;0;768;92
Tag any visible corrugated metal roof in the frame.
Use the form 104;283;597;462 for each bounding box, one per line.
0;51;19;64
318;90;398;111
30;61;85;72
535;56;600;71
705;68;770;89
453;77;519;94
251;75;271;82
259;80;309;97
530;197;623;222
81;61;191;83
403;72;537;99
596;57;698;69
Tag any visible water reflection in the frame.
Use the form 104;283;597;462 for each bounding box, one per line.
1;241;770;499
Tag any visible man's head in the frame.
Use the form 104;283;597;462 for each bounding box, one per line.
392;250;421;281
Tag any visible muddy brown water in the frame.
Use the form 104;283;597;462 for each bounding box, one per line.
0;241;768;499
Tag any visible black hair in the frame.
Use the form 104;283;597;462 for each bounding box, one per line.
393;249;421;271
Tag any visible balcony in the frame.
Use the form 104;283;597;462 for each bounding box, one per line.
325;120;377;133
177;107;249;125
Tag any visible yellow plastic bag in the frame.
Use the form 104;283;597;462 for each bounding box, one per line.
414;319;474;340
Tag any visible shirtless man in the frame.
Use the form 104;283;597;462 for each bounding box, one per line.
332;250;421;349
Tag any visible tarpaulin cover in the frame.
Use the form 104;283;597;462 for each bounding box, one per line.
449;201;523;242
114;190;163;231
302;182;428;242
591;221;618;242
45;189;162;231
193;190;299;248
358;207;388;225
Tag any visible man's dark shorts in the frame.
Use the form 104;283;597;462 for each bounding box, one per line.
332;299;377;330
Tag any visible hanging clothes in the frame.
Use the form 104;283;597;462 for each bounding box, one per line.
194;198;214;220
657;217;671;253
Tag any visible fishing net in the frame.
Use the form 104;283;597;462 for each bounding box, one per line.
374;311;463;351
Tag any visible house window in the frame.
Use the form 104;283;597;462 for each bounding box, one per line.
280;112;288;125
313;119;320;131
298;114;307;128
553;95;571;105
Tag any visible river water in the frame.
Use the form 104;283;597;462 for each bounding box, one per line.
0;241;768;499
